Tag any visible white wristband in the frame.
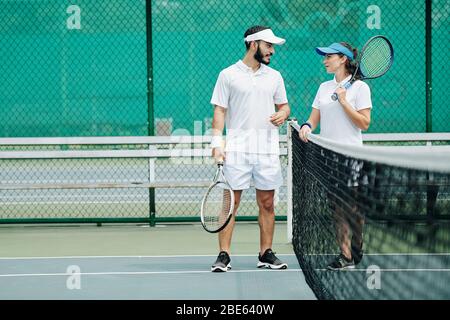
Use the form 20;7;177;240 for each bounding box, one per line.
210;136;223;149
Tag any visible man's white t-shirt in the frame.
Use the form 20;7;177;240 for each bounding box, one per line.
211;60;288;155
312;75;372;145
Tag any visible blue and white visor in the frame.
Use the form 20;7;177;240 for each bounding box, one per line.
315;43;354;60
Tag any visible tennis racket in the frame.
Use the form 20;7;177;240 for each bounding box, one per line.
200;158;235;233
331;35;394;101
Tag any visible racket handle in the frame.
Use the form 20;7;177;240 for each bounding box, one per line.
343;82;352;89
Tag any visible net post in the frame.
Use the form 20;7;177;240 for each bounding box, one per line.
286;118;297;243
148;145;156;227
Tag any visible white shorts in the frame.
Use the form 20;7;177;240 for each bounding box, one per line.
223;152;283;190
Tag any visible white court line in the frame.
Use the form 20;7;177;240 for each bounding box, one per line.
0;254;296;260
315;268;450;272
304;253;450;256
0;269;304;278
1;253;449;260
2;268;450;278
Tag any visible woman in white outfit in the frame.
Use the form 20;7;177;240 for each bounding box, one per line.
299;41;373;270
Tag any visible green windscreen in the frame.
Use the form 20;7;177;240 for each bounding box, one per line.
0;0;448;137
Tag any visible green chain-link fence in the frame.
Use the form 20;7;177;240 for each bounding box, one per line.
153;0;448;134
432;0;449;132
0;0;448;137
0;0;149;137
0;139;288;223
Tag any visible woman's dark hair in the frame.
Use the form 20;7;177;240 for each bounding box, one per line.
244;25;270;50
339;42;361;80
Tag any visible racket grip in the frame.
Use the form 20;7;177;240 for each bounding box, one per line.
343;82;352;89
331;82;353;101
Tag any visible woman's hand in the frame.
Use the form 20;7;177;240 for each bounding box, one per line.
335;86;347;104
299;125;311;143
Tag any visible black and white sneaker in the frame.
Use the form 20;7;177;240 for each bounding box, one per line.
257;249;288;269
327;253;355;270
211;251;231;272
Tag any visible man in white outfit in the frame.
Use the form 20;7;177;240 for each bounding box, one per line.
209;26;291;272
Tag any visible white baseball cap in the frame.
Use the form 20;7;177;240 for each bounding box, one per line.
244;29;286;45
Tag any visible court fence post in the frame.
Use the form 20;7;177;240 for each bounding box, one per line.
425;0;432;132
146;0;156;226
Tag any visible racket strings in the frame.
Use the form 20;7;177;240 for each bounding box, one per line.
202;184;233;231
360;38;392;77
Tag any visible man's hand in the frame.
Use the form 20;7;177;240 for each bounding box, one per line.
212;147;225;163
270;110;288;127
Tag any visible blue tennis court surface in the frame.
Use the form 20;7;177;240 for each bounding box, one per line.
0;254;315;299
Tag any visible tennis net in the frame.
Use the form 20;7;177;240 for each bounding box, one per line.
288;122;450;299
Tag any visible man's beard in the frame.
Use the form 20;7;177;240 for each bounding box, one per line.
254;46;271;65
